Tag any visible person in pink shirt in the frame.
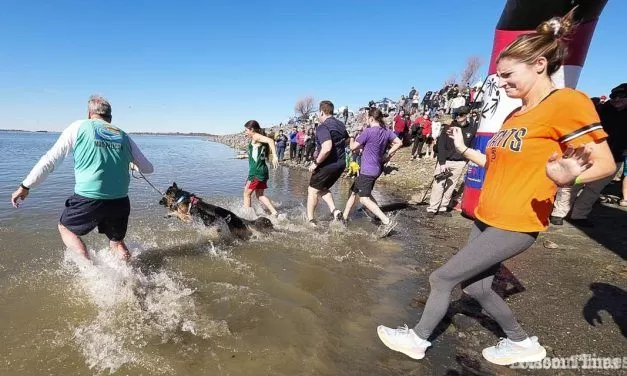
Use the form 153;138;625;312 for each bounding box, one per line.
296;126;306;163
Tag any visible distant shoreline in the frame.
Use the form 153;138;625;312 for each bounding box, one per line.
0;129;221;137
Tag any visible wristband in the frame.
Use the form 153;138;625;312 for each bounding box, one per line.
573;175;584;186
20;183;30;190
461;147;469;156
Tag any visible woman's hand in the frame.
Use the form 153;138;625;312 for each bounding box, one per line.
447;127;466;152
546;143;594;187
271;155;279;169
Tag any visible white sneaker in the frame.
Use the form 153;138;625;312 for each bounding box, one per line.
332;209;343;221
482;336;546;365
377;325;431;360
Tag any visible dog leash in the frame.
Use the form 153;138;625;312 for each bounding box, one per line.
132;169;164;196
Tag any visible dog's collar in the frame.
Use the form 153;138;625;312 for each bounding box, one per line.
172;194;199;214
174;194;188;207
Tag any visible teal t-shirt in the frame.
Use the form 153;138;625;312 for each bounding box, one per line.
73;119;133;199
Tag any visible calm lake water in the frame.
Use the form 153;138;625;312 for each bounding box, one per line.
0;132;458;375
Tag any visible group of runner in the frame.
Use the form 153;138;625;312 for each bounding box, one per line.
242;100;402;237
10;8;619;369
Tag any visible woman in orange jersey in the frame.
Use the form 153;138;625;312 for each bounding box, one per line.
376;9;616;366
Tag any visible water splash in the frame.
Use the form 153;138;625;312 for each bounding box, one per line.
62;247;230;374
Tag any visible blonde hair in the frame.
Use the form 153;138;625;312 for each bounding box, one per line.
497;7;577;76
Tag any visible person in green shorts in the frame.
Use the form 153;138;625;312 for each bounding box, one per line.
243;120;279;216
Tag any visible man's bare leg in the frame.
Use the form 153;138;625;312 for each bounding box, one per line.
307;186;320;221
343;192;358;220
110;240;130;261
359;196;390;224
58;223;89;259
320;190;337;214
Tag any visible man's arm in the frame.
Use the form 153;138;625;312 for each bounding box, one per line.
315;140;333;164
22;120;82;188
129;137;154;174
12;121;81;208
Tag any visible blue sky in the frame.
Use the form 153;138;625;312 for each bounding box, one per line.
0;0;624;134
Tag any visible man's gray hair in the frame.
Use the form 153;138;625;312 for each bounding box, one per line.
88;95;112;119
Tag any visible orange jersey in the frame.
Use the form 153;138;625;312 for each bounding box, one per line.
475;88;607;232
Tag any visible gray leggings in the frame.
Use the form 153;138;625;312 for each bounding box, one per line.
414;221;537;341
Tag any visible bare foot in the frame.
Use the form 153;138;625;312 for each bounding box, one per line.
110;241;131;261
118;249;131;261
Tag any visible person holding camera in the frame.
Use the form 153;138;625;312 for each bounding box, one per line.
427;106;477;217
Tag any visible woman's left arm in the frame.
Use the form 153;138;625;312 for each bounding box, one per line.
546;140;616;186
574;140;616;183
253;133;279;167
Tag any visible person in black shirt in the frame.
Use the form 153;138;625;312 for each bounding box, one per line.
551;83;627;226
306;100;349;225
427;106;477;217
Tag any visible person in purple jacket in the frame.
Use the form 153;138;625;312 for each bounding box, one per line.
342;108;402;237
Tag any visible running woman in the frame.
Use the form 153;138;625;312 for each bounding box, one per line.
377;9;616;366
243;120;279;216
342;108;402;237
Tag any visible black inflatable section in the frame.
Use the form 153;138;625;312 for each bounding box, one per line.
496;0;608;30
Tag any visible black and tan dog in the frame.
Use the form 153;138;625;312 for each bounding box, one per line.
159;182;273;238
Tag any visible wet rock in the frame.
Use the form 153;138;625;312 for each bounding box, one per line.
543;240;559;249
451;315;477;331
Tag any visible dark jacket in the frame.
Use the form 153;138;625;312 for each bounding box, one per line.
275;134;288;148
598;99;627;162
437;120;478;164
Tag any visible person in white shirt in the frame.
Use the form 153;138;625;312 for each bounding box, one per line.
11;95;153;260
429;116;442;159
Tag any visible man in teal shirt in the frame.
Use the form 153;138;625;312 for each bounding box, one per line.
11;95;154;260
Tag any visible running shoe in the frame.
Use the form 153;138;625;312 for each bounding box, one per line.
549;216;563;225
482;336;546;366
377;219;398;238
377;325;431;360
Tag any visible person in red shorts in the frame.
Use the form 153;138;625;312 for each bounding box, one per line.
243;120;279;216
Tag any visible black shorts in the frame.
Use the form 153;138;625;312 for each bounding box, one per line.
350;174;378;197
309;164;345;191
59;194;131;241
